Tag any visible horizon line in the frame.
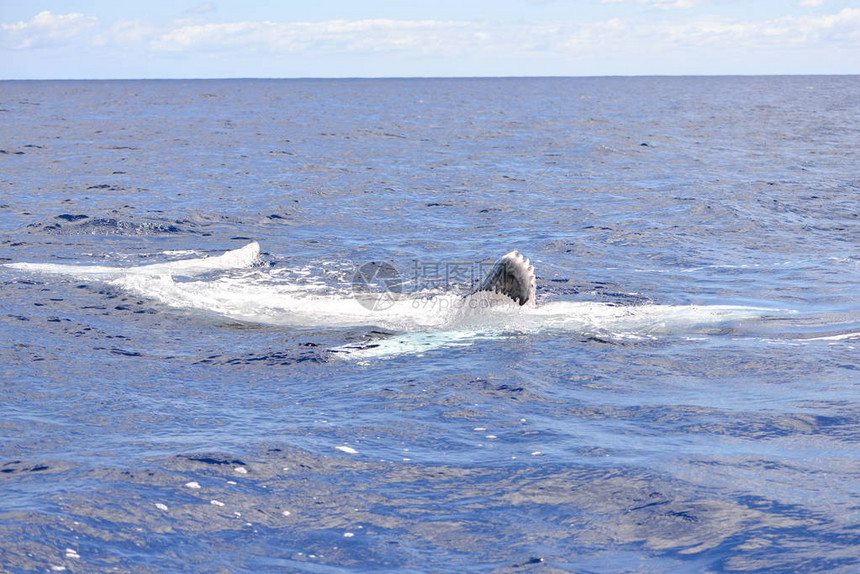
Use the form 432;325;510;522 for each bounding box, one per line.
2;73;858;82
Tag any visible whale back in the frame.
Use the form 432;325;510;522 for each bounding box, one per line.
471;250;536;306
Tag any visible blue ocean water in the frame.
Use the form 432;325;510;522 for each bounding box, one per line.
0;77;858;572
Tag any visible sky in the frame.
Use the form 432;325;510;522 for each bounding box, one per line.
1;0;859;79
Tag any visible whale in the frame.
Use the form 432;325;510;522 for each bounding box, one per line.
469;250;536;306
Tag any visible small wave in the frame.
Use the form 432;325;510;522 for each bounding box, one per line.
797;332;860;342
25;214;191;236
4;242;260;279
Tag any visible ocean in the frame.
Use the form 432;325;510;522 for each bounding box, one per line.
0;76;858;572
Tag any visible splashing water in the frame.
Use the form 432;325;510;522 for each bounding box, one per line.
4;242;789;359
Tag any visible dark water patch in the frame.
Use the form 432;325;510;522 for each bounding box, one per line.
55;213;89;222
0;460;77;478
1;461;49;474
107;347;143;357
196;345;327;366
471;377;526;398
176;454;247;468
328;330;395;355
563;403;860;443
685;412;860;441
25;215;192;236
581;334;638;346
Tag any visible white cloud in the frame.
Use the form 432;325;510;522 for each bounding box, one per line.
151;19;478;55
92;19;158;49
1;10;97;49
4;8;860;57
600;0;699;9
2;7;859;76
799;7;860;44
663;8;860;48
145;9;860;57
799;0;827;7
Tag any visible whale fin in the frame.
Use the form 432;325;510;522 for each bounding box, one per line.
470;250;536;306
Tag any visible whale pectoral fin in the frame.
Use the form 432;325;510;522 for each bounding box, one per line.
470;250;536;306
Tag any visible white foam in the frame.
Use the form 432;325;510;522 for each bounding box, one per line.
3;242;259;279
332;330;505;360
529;301;771;336
111;270;772;338
6;242;786;358
802;332;860;342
